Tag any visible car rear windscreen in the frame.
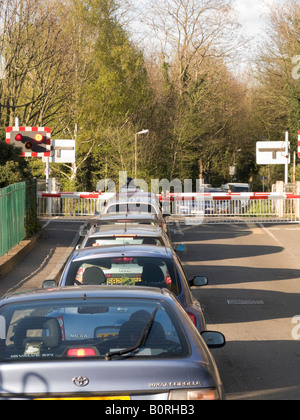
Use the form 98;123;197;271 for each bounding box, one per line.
65;257;181;296
85;236;163;247
0;298;189;362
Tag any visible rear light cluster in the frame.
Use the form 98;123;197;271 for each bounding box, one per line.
186;312;197;326
169;388;219;400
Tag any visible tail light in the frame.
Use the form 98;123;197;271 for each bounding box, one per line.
169;389;219;400
186;312;197;326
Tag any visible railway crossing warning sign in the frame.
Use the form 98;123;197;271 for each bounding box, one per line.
256;141;290;165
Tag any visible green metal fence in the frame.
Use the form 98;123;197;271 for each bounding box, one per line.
0;179;38;258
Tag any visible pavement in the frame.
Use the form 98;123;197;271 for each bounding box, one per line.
0;219;83;296
0;232;43;277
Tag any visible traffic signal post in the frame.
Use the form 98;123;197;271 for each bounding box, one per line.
6;125;51;157
6;121;77;216
6;120;53;214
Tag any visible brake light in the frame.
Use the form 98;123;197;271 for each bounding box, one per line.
187;312;197;326
113;235;137;238
67;348;96;357
112;257;133;264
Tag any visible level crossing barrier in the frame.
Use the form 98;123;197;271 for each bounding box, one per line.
37;191;113;218
37;191;300;223
165;192;300;224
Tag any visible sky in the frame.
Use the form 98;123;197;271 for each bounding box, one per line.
233;0;276;36
232;0;278;72
128;0;285;72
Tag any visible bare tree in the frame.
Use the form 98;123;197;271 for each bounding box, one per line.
135;0;243;94
0;0;74;129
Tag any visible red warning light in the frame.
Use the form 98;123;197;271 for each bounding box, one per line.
15;134;23;141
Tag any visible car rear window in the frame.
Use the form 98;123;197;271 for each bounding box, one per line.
64;257;181;296
0;298;189;362
85;236;163;247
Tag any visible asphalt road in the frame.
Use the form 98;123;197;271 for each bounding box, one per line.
178;222;300;400
1;219;300;400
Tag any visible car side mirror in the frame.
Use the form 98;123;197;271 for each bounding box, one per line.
42;280;57;289
201;331;226;349
190;276;208;287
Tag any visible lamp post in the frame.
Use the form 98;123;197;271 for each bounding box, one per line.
135;129;149;179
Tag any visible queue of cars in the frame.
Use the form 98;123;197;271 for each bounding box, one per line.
0;191;226;400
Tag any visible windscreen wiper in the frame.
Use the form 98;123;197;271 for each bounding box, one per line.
105;306;159;361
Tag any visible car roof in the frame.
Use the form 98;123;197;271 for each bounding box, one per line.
92;213;160;222
228;183;250;187
1;285;175;305
70;244;174;261
222;183;250;188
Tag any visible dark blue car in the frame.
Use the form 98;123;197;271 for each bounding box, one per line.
52;245;209;332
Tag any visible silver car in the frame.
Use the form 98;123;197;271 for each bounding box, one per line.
103;192;165;220
0;286;225;400
77;224;173;250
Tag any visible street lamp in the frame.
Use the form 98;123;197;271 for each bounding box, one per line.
135;129;149;179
